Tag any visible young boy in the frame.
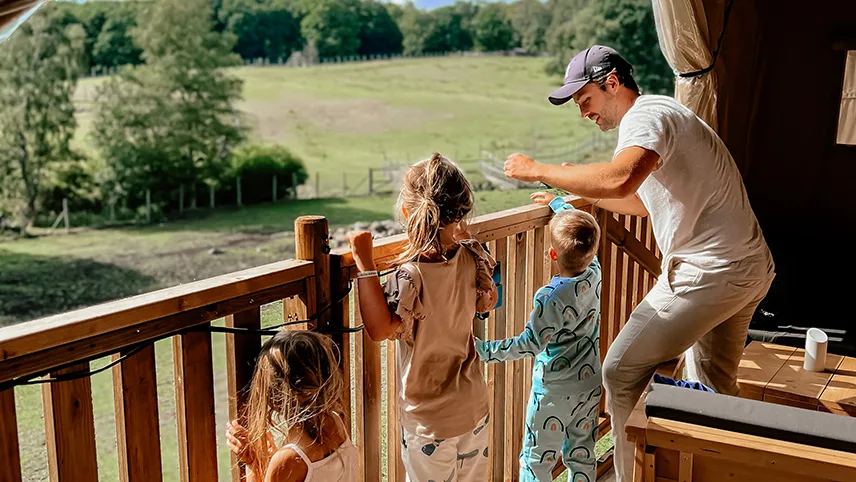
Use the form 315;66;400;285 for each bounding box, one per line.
475;192;602;482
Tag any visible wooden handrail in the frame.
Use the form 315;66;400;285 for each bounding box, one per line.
605;215;662;277
0;259;314;364
333;196;594;271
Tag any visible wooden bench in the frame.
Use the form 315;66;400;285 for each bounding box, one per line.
625;342;856;481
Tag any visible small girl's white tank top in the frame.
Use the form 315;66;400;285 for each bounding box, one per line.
281;417;359;482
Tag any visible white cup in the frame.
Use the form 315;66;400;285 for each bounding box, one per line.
804;328;829;372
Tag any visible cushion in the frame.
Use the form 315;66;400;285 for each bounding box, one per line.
644;383;856;454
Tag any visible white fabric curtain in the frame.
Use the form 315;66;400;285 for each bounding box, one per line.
837;51;856;145
0;1;47;44
651;0;719;132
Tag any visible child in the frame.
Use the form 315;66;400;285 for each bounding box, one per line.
348;152;497;482
474;192;602;482
225;330;358;482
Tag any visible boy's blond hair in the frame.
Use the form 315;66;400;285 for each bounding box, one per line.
549;209;600;275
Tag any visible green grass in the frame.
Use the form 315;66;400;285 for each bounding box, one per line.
0;190;535;326
72;56;605;193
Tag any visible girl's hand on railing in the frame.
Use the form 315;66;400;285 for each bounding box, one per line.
347;231;377;272
530;191;557;205
225;419;253;465
225;420;276;467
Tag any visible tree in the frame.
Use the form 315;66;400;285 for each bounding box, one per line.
510;0;550;54
92;0;247;211
219;0;303;62
300;0;362;58
225;144;308;204
472;2;515;52
358;1;403;56
0;8;84;227
53;1;144;72
92;8;142;69
399;3;432;55
426;3;475;53
563;0;673;94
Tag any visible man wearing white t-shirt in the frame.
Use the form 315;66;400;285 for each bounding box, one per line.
504;45;775;482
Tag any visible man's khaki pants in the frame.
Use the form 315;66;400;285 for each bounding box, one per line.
604;253;775;482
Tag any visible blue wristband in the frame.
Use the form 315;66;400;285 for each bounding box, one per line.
549;196;573;213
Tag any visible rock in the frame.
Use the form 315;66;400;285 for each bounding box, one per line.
208;248;224;255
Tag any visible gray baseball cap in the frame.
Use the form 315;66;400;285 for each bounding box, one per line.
548;45;631;106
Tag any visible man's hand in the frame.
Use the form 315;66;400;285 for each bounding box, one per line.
530;191;556;205
504;153;542;182
347;231;377;272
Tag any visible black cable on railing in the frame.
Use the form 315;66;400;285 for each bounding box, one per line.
0;343;148;391
0;267;398;389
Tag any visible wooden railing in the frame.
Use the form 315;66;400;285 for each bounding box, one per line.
0;196;659;482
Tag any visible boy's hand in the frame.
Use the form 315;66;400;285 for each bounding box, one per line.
530;191;557;205
347;231;377;272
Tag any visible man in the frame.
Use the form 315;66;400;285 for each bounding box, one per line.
504;45;775;481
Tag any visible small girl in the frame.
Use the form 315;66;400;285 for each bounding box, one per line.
225;330;358;482
348;152;497;482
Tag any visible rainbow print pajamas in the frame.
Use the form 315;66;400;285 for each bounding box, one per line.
520;380;601;482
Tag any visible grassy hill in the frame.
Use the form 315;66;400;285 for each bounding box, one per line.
73;56;604;194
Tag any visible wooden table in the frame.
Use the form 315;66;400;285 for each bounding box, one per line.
737;341;856;415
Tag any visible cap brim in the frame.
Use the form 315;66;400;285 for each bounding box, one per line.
548;79;587;106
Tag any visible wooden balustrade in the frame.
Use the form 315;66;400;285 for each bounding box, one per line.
0;196;659;482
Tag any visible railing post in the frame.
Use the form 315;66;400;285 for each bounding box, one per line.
329;254;352;429
42;363;98;481
174;329;219;482
488;238;509;482
226;308;262;482
0;388;22;482
295;216;330;331
113;344;163;482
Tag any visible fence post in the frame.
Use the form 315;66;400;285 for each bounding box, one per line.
62;198;69;233
209;185;215;209
292;172;298;200
315;172;320;199
146;189;151;223
272;174;278;203
295;216;331;331
237;176;242;207
368;168;374;195
179;185;184;213
342;172;347;196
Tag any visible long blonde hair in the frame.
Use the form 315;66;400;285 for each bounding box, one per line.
395;152;474;263
243;330;344;477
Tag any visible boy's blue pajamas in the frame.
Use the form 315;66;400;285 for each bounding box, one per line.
475;198;602;482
